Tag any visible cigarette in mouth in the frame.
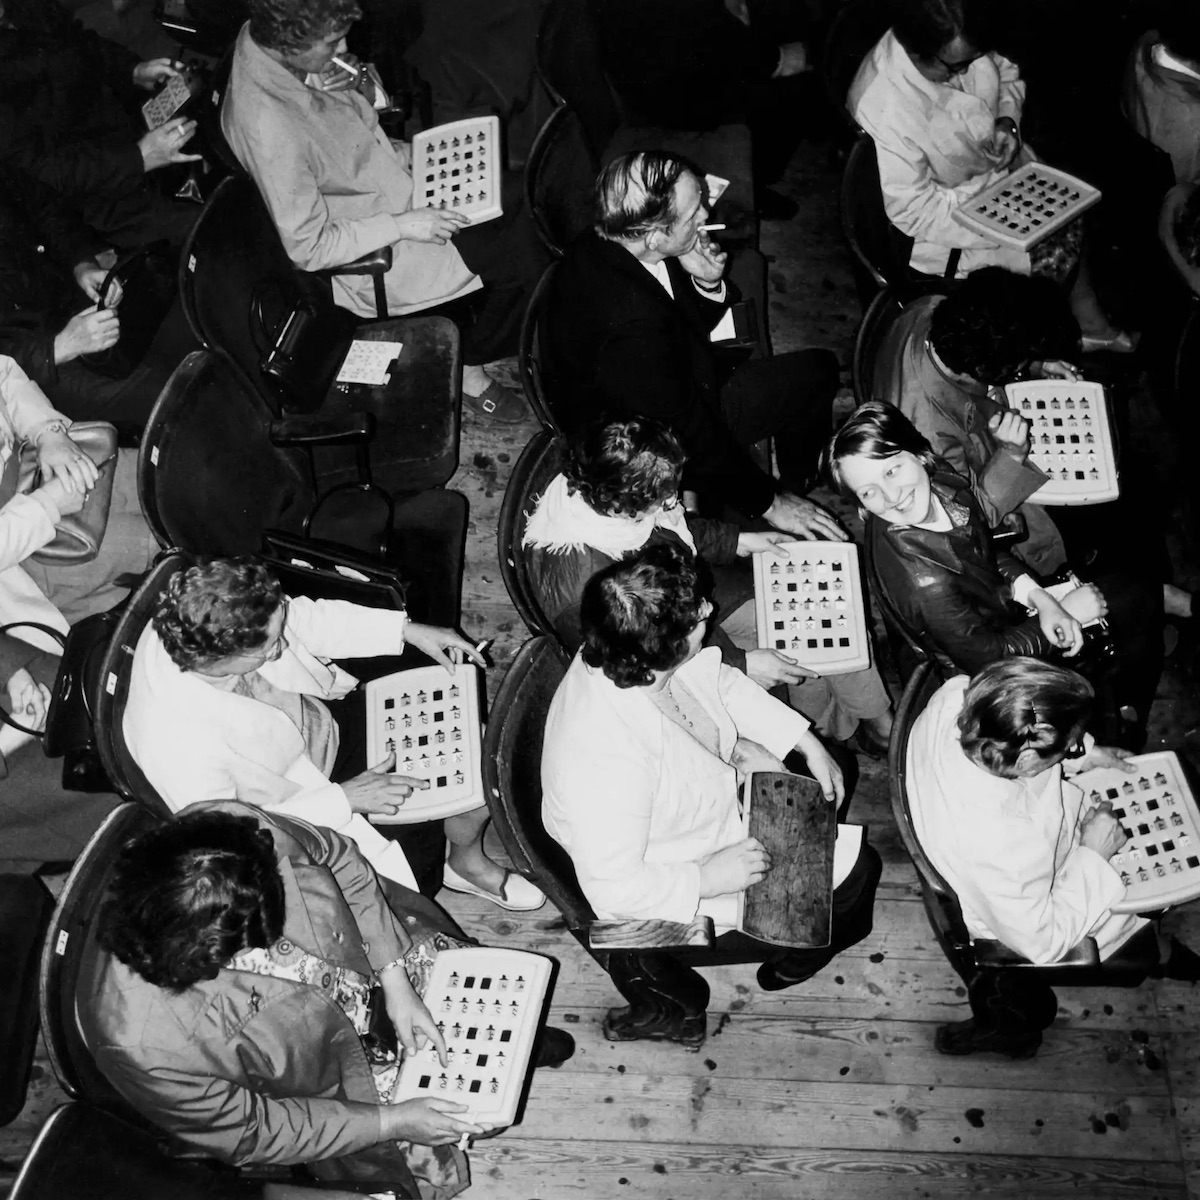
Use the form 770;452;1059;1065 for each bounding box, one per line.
699;223;726;232
331;56;358;73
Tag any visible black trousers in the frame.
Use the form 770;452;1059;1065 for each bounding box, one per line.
720;347;840;498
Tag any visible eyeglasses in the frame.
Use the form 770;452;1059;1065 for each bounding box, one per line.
935;53;978;76
660;494;681;512
1063;739;1087;760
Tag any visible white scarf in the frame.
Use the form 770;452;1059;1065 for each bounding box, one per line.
521;474;697;558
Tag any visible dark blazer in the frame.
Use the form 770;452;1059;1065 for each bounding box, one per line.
871;471;1052;676
546;231;777;517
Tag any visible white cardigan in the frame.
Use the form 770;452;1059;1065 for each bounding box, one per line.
542;646;810;928
124;596;417;888
849;30;1030;278
907;675;1146;963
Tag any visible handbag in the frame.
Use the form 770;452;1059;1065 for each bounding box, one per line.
0;610;119;792
10;422;118;565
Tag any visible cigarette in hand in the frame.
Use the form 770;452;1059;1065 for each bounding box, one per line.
699;223;726;232
474;639;491;656
331;56;359;75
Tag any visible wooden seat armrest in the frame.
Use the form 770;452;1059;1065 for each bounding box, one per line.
269;412;375;447
974;936;1100;968
317;246;394;277
587;916;715;951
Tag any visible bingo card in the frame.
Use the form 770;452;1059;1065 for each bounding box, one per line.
1077;751;1200;913
951;162;1101;252
412;116;502;225
364;664;483;823
753;541;871;674
141;71;195;131
1004;380;1119;505
394;947;554;1131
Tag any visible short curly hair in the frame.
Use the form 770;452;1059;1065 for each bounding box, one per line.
248;0;362;54
928;267;1081;385
581;542;708;688
957;657;1094;776
566;418;685;518
154;558;285;673
97;811;286;993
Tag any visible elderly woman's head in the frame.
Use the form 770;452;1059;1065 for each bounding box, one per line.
888;0;994;84
581;542;712;688
97;811;286;992
154;558;287;676
958;657;1094;778
249;0;361;65
567;418;686;518
823;402;939;525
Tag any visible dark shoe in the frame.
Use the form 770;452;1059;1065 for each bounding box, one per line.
462;380;530;425
533;1026;576;1068
756;960;819;991
935;1018;1041;1059
602;1004;706;1049
1149;937;1200;982
757;187;799;221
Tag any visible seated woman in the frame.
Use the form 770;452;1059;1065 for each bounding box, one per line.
222;0;547;423
848;0;1127;346
541;542;882;992
124;556;545;911
524;417;893;753
81;803;573;1196
824;403;1162;742
908;657;1199;1057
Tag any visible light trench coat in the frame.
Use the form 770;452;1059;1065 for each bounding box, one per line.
124;596;417;889
907;675;1147;964
541;646;810;929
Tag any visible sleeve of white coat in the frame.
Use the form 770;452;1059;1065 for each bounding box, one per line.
995;53;1025;123
284;596;408;659
716;662;810;759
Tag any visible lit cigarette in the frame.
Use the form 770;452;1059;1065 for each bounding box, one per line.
474;639;491;655
331;56;359;74
700;223;726;231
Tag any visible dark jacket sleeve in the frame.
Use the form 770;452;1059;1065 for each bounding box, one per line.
685;514;740;565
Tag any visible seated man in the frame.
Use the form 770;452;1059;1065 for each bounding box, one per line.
125;556;545;911
908;657;1200;1056
81;803;573;1194
545;150;844;540
222;0;547;424
541;542;881;992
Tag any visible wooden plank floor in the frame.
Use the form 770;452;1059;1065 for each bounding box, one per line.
5;135;1200;1200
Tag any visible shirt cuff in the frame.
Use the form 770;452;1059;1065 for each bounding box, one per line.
1012;574;1041;608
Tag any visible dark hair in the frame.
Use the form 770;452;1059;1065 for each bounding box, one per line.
928;267;1081;384
957;657;1094;775
581;542;708;687
1175;188;1200;268
1158;9;1200;67
97;812;286;993
888;0;992;59
594;151;700;240
822;401;937;501
154;558;285;672
567;418;685;517
248;0;362;54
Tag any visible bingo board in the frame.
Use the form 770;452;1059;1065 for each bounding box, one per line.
393;947;554;1132
1077;751;1200;914
412;116;502;225
753;541;871;674
952;162;1101;251
1004;380;1119;505
364;664;483;823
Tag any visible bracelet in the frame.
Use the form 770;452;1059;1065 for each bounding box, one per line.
693;277;724;294
33;420;69;448
375;955;409;980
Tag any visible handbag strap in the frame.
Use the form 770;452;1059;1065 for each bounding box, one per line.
0;621;66;738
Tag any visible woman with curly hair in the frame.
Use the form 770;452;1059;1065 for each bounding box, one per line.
124;556;545;911
81;803;573;1195
540;542;881;992
523;417;892;752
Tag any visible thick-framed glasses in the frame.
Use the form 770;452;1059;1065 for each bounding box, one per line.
936;53;977;76
1063;738;1087;760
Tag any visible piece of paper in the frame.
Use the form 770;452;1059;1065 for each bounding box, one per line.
336;339;404;386
833;823;864;888
709;309;737;342
705;173;730;203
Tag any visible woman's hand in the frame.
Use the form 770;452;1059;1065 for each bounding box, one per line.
54;306;120;365
1060;583;1107;625
736;531;792;558
730;736;789;777
404;622;486;673
37;474;87;517
1066;744;1134;777
72;262;122;307
1032;359;1081;382
698;837;770;897
379;963;448;1062
985;117;1021;167
1080;801;1127;859
793;728;844;806
1028;589;1084;656
393;208;472;245
391;139;413;171
133;57;183;90
138;117;201;172
987;410;1031;463
37;428;99;494
744;648;817;688
0;668;50;761
342;750;430;818
380;1098;487;1147
763;492;847;541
